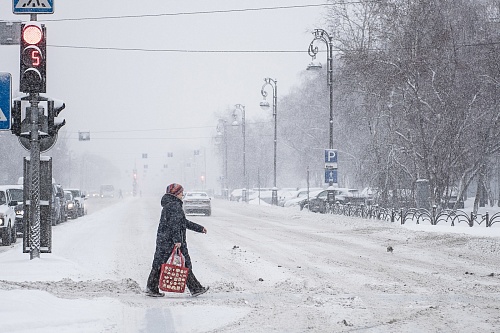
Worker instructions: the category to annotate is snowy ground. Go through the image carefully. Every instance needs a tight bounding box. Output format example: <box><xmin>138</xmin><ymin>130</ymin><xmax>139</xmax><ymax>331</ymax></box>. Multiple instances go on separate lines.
<box><xmin>0</xmin><ymin>197</ymin><xmax>499</xmax><ymax>333</ymax></box>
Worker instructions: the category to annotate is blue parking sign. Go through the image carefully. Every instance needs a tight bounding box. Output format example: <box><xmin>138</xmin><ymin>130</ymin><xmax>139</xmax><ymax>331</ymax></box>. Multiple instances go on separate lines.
<box><xmin>0</xmin><ymin>73</ymin><xmax>11</xmax><ymax>130</ymax></box>
<box><xmin>325</xmin><ymin>149</ymin><xmax>338</xmax><ymax>163</ymax></box>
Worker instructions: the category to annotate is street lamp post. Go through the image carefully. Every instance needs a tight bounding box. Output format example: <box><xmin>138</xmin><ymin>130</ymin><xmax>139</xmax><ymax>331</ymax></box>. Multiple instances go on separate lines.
<box><xmin>216</xmin><ymin>119</ymin><xmax>229</xmax><ymax>199</ymax></box>
<box><xmin>308</xmin><ymin>28</ymin><xmax>334</xmax><ymax>150</ymax></box>
<box><xmin>308</xmin><ymin>29</ymin><xmax>336</xmax><ymax>201</ymax></box>
<box><xmin>232</xmin><ymin>104</ymin><xmax>247</xmax><ymax>202</ymax></box>
<box><xmin>260</xmin><ymin>78</ymin><xmax>278</xmax><ymax>206</ymax></box>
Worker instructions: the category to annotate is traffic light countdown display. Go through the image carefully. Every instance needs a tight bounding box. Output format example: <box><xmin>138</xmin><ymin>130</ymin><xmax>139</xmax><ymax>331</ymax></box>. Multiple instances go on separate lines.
<box><xmin>20</xmin><ymin>22</ymin><xmax>46</xmax><ymax>93</ymax></box>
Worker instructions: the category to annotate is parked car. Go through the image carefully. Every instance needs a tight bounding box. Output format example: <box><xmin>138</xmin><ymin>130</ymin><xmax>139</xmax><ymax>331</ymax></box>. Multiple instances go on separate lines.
<box><xmin>3</xmin><ymin>185</ymin><xmax>24</xmax><ymax>237</ymax></box>
<box><xmin>230</xmin><ymin>189</ymin><xmax>242</xmax><ymax>201</ymax></box>
<box><xmin>66</xmin><ymin>189</ymin><xmax>86</xmax><ymax>217</ymax></box>
<box><xmin>248</xmin><ymin>190</ymin><xmax>274</xmax><ymax>205</ymax></box>
<box><xmin>64</xmin><ymin>191</ymin><xmax>78</xmax><ymax>219</ymax></box>
<box><xmin>51</xmin><ymin>183</ymin><xmax>62</xmax><ymax>226</ymax></box>
<box><xmin>183</xmin><ymin>191</ymin><xmax>211</xmax><ymax>216</ymax></box>
<box><xmin>278</xmin><ymin>190</ymin><xmax>298</xmax><ymax>207</ymax></box>
<box><xmin>298</xmin><ymin>188</ymin><xmax>369</xmax><ymax>213</ymax></box>
<box><xmin>284</xmin><ymin>188</ymin><xmax>323</xmax><ymax>208</ymax></box>
<box><xmin>55</xmin><ymin>184</ymin><xmax>67</xmax><ymax>222</ymax></box>
<box><xmin>300</xmin><ymin>190</ymin><xmax>329</xmax><ymax>212</ymax></box>
<box><xmin>333</xmin><ymin>188</ymin><xmax>366</xmax><ymax>204</ymax></box>
<box><xmin>0</xmin><ymin>185</ymin><xmax>18</xmax><ymax>246</ymax></box>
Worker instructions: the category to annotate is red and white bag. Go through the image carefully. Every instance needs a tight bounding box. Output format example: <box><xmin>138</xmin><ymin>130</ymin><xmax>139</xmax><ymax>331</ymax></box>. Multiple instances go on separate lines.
<box><xmin>159</xmin><ymin>248</ymin><xmax>189</xmax><ymax>293</ymax></box>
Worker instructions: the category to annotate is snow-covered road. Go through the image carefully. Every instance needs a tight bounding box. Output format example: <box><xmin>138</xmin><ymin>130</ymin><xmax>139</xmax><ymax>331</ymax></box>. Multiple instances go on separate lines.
<box><xmin>0</xmin><ymin>197</ymin><xmax>499</xmax><ymax>332</ymax></box>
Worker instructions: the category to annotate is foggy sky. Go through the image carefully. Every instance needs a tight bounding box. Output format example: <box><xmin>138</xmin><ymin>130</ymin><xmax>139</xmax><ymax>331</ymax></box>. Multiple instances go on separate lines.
<box><xmin>0</xmin><ymin>1</ymin><xmax>325</xmax><ymax>191</ymax></box>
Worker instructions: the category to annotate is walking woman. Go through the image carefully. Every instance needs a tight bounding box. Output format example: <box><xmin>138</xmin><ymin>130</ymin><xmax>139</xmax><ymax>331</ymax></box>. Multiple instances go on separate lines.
<box><xmin>146</xmin><ymin>183</ymin><xmax>209</xmax><ymax>297</ymax></box>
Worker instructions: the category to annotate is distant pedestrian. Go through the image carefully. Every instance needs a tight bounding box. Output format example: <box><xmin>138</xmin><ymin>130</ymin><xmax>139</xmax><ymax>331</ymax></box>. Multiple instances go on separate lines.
<box><xmin>146</xmin><ymin>183</ymin><xmax>209</xmax><ymax>297</ymax></box>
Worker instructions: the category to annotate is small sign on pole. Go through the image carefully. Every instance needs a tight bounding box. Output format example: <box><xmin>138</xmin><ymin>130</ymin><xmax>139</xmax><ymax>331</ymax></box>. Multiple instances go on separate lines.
<box><xmin>324</xmin><ymin>168</ymin><xmax>338</xmax><ymax>185</ymax></box>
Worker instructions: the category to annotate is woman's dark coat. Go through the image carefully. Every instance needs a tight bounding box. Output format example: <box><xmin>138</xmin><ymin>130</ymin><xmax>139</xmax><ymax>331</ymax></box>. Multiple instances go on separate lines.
<box><xmin>151</xmin><ymin>193</ymin><xmax>204</xmax><ymax>269</ymax></box>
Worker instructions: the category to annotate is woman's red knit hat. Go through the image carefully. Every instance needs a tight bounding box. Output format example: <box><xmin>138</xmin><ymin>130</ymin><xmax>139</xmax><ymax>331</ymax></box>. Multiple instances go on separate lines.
<box><xmin>166</xmin><ymin>183</ymin><xmax>184</xmax><ymax>196</ymax></box>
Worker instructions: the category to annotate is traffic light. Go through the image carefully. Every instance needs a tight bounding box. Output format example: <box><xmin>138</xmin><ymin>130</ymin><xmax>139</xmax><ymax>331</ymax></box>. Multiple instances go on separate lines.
<box><xmin>47</xmin><ymin>99</ymin><xmax>66</xmax><ymax>136</ymax></box>
<box><xmin>11</xmin><ymin>99</ymin><xmax>21</xmax><ymax>136</ymax></box>
<box><xmin>20</xmin><ymin>22</ymin><xmax>46</xmax><ymax>93</ymax></box>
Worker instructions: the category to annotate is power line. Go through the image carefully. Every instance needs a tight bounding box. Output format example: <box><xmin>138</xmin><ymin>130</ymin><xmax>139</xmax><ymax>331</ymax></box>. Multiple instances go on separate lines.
<box><xmin>67</xmin><ymin>121</ymin><xmax>272</xmax><ymax>135</ymax></box>
<box><xmin>47</xmin><ymin>41</ymin><xmax>500</xmax><ymax>54</ymax></box>
<box><xmin>70</xmin><ymin>136</ymin><xmax>216</xmax><ymax>140</ymax></box>
<box><xmin>68</xmin><ymin>134</ymin><xmax>274</xmax><ymax>140</ymax></box>
<box><xmin>47</xmin><ymin>44</ymin><xmax>309</xmax><ymax>53</ymax></box>
<box><xmin>84</xmin><ymin>125</ymin><xmax>215</xmax><ymax>133</ymax></box>
<box><xmin>41</xmin><ymin>2</ymin><xmax>368</xmax><ymax>22</ymax></box>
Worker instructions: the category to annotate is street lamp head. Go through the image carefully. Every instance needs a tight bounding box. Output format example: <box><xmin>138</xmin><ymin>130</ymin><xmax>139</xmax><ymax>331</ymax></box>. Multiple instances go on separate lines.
<box><xmin>307</xmin><ymin>60</ymin><xmax>322</xmax><ymax>70</ymax></box>
<box><xmin>214</xmin><ymin>125</ymin><xmax>223</xmax><ymax>144</ymax></box>
<box><xmin>231</xmin><ymin>111</ymin><xmax>240</xmax><ymax>126</ymax></box>
<box><xmin>260</xmin><ymin>99</ymin><xmax>270</xmax><ymax>111</ymax></box>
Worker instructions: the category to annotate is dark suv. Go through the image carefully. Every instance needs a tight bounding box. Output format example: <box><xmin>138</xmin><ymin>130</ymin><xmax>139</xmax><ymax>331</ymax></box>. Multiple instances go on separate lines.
<box><xmin>302</xmin><ymin>190</ymin><xmax>329</xmax><ymax>213</ymax></box>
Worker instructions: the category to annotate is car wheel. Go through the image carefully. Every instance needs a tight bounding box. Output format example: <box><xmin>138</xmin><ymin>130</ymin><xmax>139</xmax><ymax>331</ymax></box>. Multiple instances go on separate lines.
<box><xmin>2</xmin><ymin>225</ymin><xmax>11</xmax><ymax>246</ymax></box>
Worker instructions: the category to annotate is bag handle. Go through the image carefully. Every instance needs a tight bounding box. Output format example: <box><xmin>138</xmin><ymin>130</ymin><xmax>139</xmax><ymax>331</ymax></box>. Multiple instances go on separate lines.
<box><xmin>167</xmin><ymin>247</ymin><xmax>185</xmax><ymax>267</ymax></box>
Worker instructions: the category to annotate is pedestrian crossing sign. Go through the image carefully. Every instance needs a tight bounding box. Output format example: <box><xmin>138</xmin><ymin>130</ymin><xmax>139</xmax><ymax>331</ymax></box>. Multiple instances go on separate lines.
<box><xmin>13</xmin><ymin>0</ymin><xmax>54</xmax><ymax>14</ymax></box>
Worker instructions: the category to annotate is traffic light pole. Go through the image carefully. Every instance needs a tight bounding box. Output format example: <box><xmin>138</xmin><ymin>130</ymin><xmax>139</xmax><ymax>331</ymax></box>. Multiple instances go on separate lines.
<box><xmin>13</xmin><ymin>3</ymin><xmax>64</xmax><ymax>260</ymax></box>
<box><xmin>28</xmin><ymin>95</ymin><xmax>41</xmax><ymax>259</ymax></box>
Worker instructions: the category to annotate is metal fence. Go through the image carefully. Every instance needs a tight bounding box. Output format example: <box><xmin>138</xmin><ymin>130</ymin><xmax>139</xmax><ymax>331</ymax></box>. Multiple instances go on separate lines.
<box><xmin>326</xmin><ymin>203</ymin><xmax>500</xmax><ymax>228</ymax></box>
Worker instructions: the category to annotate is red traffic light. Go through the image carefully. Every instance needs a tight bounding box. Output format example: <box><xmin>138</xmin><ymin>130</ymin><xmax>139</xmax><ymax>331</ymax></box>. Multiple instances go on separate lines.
<box><xmin>20</xmin><ymin>22</ymin><xmax>46</xmax><ymax>93</ymax></box>
<box><xmin>22</xmin><ymin>24</ymin><xmax>42</xmax><ymax>45</ymax></box>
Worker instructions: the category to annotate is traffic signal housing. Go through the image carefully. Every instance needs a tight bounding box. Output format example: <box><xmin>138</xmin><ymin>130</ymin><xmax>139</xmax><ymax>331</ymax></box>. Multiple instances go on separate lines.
<box><xmin>47</xmin><ymin>99</ymin><xmax>66</xmax><ymax>136</ymax></box>
<box><xmin>20</xmin><ymin>22</ymin><xmax>46</xmax><ymax>93</ymax></box>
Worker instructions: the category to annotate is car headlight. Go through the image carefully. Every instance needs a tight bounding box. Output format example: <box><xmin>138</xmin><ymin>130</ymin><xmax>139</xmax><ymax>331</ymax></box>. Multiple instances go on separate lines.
<box><xmin>16</xmin><ymin>209</ymin><xmax>24</xmax><ymax>215</ymax></box>
<box><xmin>0</xmin><ymin>217</ymin><xmax>4</xmax><ymax>226</ymax></box>
<box><xmin>67</xmin><ymin>203</ymin><xmax>74</xmax><ymax>209</ymax></box>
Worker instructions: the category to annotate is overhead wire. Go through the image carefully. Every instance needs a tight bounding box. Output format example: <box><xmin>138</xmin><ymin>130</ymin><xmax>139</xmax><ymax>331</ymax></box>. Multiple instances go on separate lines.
<box><xmin>47</xmin><ymin>41</ymin><xmax>500</xmax><ymax>53</ymax></box>
<box><xmin>67</xmin><ymin>120</ymin><xmax>272</xmax><ymax>134</ymax></box>
<box><xmin>65</xmin><ymin>121</ymin><xmax>274</xmax><ymax>140</ymax></box>
<box><xmin>40</xmin><ymin>2</ymin><xmax>367</xmax><ymax>22</ymax></box>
